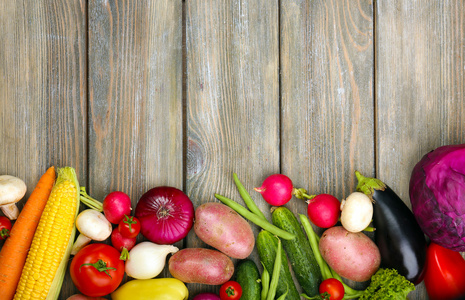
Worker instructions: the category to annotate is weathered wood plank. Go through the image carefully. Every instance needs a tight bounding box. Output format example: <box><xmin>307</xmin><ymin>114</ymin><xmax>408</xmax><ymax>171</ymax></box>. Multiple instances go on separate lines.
<box><xmin>86</xmin><ymin>0</ymin><xmax>183</xmax><ymax>293</ymax></box>
<box><xmin>0</xmin><ymin>1</ymin><xmax>87</xmax><ymax>189</ymax></box>
<box><xmin>0</xmin><ymin>1</ymin><xmax>87</xmax><ymax>297</ymax></box>
<box><xmin>376</xmin><ymin>0</ymin><xmax>465</xmax><ymax>299</ymax></box>
<box><xmin>185</xmin><ymin>0</ymin><xmax>279</xmax><ymax>297</ymax></box>
<box><xmin>280</xmin><ymin>0</ymin><xmax>374</xmax><ymax>222</ymax></box>
<box><xmin>280</xmin><ymin>0</ymin><xmax>374</xmax><ymax>294</ymax></box>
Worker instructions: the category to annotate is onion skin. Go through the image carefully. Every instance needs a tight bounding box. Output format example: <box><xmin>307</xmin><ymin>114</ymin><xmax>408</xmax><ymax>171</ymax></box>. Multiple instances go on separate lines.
<box><xmin>135</xmin><ymin>186</ymin><xmax>194</xmax><ymax>244</ymax></box>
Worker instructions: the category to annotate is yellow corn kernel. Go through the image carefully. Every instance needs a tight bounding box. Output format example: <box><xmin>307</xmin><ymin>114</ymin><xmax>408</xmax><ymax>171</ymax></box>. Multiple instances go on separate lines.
<box><xmin>14</xmin><ymin>167</ymin><xmax>79</xmax><ymax>300</ymax></box>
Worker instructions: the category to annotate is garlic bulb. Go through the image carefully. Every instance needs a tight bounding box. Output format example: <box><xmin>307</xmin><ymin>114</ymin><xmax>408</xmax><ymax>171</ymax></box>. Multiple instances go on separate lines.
<box><xmin>125</xmin><ymin>241</ymin><xmax>179</xmax><ymax>279</ymax></box>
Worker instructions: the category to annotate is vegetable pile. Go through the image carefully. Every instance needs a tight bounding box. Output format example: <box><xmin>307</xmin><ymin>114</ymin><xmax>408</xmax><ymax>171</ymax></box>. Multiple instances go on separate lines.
<box><xmin>1</xmin><ymin>144</ymin><xmax>465</xmax><ymax>300</ymax></box>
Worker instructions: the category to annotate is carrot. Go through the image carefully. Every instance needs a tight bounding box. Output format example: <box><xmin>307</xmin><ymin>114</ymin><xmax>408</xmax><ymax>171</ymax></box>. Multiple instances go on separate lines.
<box><xmin>0</xmin><ymin>166</ymin><xmax>56</xmax><ymax>300</ymax></box>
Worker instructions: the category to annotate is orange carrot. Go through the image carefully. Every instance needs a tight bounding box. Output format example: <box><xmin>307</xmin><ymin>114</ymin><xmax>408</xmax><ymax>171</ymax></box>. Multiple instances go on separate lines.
<box><xmin>0</xmin><ymin>166</ymin><xmax>56</xmax><ymax>300</ymax></box>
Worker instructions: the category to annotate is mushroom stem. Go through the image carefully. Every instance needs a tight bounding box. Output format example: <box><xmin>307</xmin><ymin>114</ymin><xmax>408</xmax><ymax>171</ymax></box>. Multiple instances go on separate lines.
<box><xmin>71</xmin><ymin>234</ymin><xmax>92</xmax><ymax>255</ymax></box>
<box><xmin>1</xmin><ymin>203</ymin><xmax>20</xmax><ymax>220</ymax></box>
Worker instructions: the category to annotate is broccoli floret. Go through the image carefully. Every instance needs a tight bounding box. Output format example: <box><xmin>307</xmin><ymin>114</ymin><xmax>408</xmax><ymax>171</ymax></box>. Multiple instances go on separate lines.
<box><xmin>359</xmin><ymin>268</ymin><xmax>415</xmax><ymax>300</ymax></box>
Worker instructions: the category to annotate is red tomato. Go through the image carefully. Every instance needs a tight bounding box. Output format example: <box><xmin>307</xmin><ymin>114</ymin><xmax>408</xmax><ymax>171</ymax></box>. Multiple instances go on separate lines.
<box><xmin>219</xmin><ymin>281</ymin><xmax>242</xmax><ymax>300</ymax></box>
<box><xmin>70</xmin><ymin>243</ymin><xmax>125</xmax><ymax>297</ymax></box>
<box><xmin>0</xmin><ymin>216</ymin><xmax>12</xmax><ymax>240</ymax></box>
<box><xmin>117</xmin><ymin>215</ymin><xmax>141</xmax><ymax>238</ymax></box>
<box><xmin>319</xmin><ymin>278</ymin><xmax>344</xmax><ymax>300</ymax></box>
<box><xmin>424</xmin><ymin>242</ymin><xmax>465</xmax><ymax>300</ymax></box>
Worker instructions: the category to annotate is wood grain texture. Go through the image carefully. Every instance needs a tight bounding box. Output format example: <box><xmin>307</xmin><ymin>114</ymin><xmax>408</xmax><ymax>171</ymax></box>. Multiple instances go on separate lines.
<box><xmin>376</xmin><ymin>1</ymin><xmax>464</xmax><ymax>299</ymax></box>
<box><xmin>0</xmin><ymin>1</ymin><xmax>87</xmax><ymax>298</ymax></box>
<box><xmin>0</xmin><ymin>1</ymin><xmax>87</xmax><ymax>188</ymax></box>
<box><xmin>87</xmin><ymin>0</ymin><xmax>182</xmax><ymax>203</ymax></box>
<box><xmin>376</xmin><ymin>0</ymin><xmax>464</xmax><ymax>202</ymax></box>
<box><xmin>185</xmin><ymin>0</ymin><xmax>279</xmax><ymax>296</ymax></box>
<box><xmin>86</xmin><ymin>0</ymin><xmax>182</xmax><ymax>291</ymax></box>
<box><xmin>280</xmin><ymin>0</ymin><xmax>374</xmax><ymax>219</ymax></box>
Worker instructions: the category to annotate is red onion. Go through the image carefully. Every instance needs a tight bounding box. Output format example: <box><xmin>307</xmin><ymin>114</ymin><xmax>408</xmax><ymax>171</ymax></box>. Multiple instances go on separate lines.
<box><xmin>192</xmin><ymin>293</ymin><xmax>221</xmax><ymax>300</ymax></box>
<box><xmin>135</xmin><ymin>186</ymin><xmax>194</xmax><ymax>244</ymax></box>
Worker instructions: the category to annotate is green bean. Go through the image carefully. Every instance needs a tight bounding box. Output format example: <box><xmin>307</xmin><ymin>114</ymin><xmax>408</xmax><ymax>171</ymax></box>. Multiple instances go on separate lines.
<box><xmin>233</xmin><ymin>173</ymin><xmax>267</xmax><ymax>220</ymax></box>
<box><xmin>260</xmin><ymin>262</ymin><xmax>270</xmax><ymax>300</ymax></box>
<box><xmin>299</xmin><ymin>214</ymin><xmax>332</xmax><ymax>279</ymax></box>
<box><xmin>276</xmin><ymin>283</ymin><xmax>288</xmax><ymax>300</ymax></box>
<box><xmin>266</xmin><ymin>238</ymin><xmax>282</xmax><ymax>300</ymax></box>
<box><xmin>214</xmin><ymin>194</ymin><xmax>296</xmax><ymax>240</ymax></box>
<box><xmin>299</xmin><ymin>214</ymin><xmax>363</xmax><ymax>297</ymax></box>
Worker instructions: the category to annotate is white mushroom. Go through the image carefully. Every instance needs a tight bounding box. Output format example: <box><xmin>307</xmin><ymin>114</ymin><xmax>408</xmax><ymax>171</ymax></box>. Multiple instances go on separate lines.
<box><xmin>71</xmin><ymin>209</ymin><xmax>112</xmax><ymax>255</ymax></box>
<box><xmin>0</xmin><ymin>175</ymin><xmax>27</xmax><ymax>220</ymax></box>
<box><xmin>340</xmin><ymin>192</ymin><xmax>374</xmax><ymax>233</ymax></box>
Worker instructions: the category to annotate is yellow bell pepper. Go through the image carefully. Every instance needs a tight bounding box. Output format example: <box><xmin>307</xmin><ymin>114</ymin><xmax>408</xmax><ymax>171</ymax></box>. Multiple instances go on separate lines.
<box><xmin>111</xmin><ymin>278</ymin><xmax>188</xmax><ymax>300</ymax></box>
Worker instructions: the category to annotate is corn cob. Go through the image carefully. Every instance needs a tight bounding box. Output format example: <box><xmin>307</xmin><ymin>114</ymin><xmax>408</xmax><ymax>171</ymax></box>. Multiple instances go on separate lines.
<box><xmin>14</xmin><ymin>167</ymin><xmax>80</xmax><ymax>300</ymax></box>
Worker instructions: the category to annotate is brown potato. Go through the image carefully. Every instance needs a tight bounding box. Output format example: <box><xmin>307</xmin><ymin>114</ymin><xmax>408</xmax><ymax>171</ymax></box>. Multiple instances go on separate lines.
<box><xmin>194</xmin><ymin>202</ymin><xmax>254</xmax><ymax>259</ymax></box>
<box><xmin>319</xmin><ymin>226</ymin><xmax>381</xmax><ymax>282</ymax></box>
<box><xmin>168</xmin><ymin>248</ymin><xmax>234</xmax><ymax>285</ymax></box>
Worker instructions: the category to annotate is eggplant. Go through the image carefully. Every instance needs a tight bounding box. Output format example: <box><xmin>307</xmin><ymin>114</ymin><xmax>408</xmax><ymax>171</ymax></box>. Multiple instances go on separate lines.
<box><xmin>355</xmin><ymin>171</ymin><xmax>427</xmax><ymax>285</ymax></box>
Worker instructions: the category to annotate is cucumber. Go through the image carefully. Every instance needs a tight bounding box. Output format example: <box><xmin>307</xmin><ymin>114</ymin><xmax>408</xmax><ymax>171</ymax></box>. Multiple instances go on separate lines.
<box><xmin>256</xmin><ymin>230</ymin><xmax>300</xmax><ymax>300</ymax></box>
<box><xmin>272</xmin><ymin>206</ymin><xmax>322</xmax><ymax>297</ymax></box>
<box><xmin>235</xmin><ymin>259</ymin><xmax>261</xmax><ymax>300</ymax></box>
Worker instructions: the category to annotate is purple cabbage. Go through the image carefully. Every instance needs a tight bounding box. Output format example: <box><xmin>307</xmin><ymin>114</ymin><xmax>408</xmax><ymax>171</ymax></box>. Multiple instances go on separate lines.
<box><xmin>409</xmin><ymin>143</ymin><xmax>465</xmax><ymax>251</ymax></box>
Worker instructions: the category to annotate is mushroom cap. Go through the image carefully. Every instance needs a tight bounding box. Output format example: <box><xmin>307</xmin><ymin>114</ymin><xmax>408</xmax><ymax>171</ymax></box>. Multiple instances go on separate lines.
<box><xmin>75</xmin><ymin>209</ymin><xmax>112</xmax><ymax>241</ymax></box>
<box><xmin>0</xmin><ymin>175</ymin><xmax>27</xmax><ymax>205</ymax></box>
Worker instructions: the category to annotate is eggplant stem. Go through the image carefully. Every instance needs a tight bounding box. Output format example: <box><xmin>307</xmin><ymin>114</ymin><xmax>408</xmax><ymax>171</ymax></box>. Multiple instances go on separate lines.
<box><xmin>355</xmin><ymin>171</ymin><xmax>386</xmax><ymax>197</ymax></box>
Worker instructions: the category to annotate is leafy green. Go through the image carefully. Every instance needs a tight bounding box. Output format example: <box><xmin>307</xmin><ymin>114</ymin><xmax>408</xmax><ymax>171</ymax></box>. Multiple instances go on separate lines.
<box><xmin>359</xmin><ymin>268</ymin><xmax>415</xmax><ymax>300</ymax></box>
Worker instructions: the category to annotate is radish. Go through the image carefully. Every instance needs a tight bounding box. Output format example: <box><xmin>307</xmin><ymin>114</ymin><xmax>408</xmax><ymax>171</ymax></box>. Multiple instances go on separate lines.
<box><xmin>254</xmin><ymin>174</ymin><xmax>296</xmax><ymax>206</ymax></box>
<box><xmin>103</xmin><ymin>191</ymin><xmax>132</xmax><ymax>224</ymax></box>
<box><xmin>254</xmin><ymin>173</ymin><xmax>316</xmax><ymax>206</ymax></box>
<box><xmin>306</xmin><ymin>194</ymin><xmax>341</xmax><ymax>228</ymax></box>
<box><xmin>111</xmin><ymin>227</ymin><xmax>136</xmax><ymax>261</ymax></box>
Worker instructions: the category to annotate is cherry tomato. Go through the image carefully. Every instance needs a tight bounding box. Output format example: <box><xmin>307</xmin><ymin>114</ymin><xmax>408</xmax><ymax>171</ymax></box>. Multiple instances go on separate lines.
<box><xmin>424</xmin><ymin>242</ymin><xmax>465</xmax><ymax>300</ymax></box>
<box><xmin>117</xmin><ymin>215</ymin><xmax>141</xmax><ymax>238</ymax></box>
<box><xmin>319</xmin><ymin>278</ymin><xmax>344</xmax><ymax>300</ymax></box>
<box><xmin>219</xmin><ymin>281</ymin><xmax>242</xmax><ymax>300</ymax></box>
<box><xmin>0</xmin><ymin>216</ymin><xmax>12</xmax><ymax>240</ymax></box>
<box><xmin>70</xmin><ymin>243</ymin><xmax>125</xmax><ymax>297</ymax></box>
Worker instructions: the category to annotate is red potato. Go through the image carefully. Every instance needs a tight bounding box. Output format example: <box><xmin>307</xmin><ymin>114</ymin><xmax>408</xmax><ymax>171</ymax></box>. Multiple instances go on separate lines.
<box><xmin>194</xmin><ymin>202</ymin><xmax>254</xmax><ymax>259</ymax></box>
<box><xmin>168</xmin><ymin>248</ymin><xmax>234</xmax><ymax>285</ymax></box>
<box><xmin>319</xmin><ymin>226</ymin><xmax>381</xmax><ymax>282</ymax></box>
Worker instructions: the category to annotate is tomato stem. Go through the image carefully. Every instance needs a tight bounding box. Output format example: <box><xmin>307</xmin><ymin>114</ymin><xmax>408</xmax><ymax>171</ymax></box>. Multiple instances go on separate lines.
<box><xmin>226</xmin><ymin>286</ymin><xmax>236</xmax><ymax>297</ymax></box>
<box><xmin>80</xmin><ymin>259</ymin><xmax>117</xmax><ymax>278</ymax></box>
<box><xmin>123</xmin><ymin>215</ymin><xmax>137</xmax><ymax>231</ymax></box>
<box><xmin>0</xmin><ymin>228</ymin><xmax>10</xmax><ymax>239</ymax></box>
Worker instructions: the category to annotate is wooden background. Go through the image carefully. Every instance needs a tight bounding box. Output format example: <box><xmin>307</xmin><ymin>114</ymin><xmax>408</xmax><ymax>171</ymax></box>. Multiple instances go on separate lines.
<box><xmin>1</xmin><ymin>0</ymin><xmax>464</xmax><ymax>299</ymax></box>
